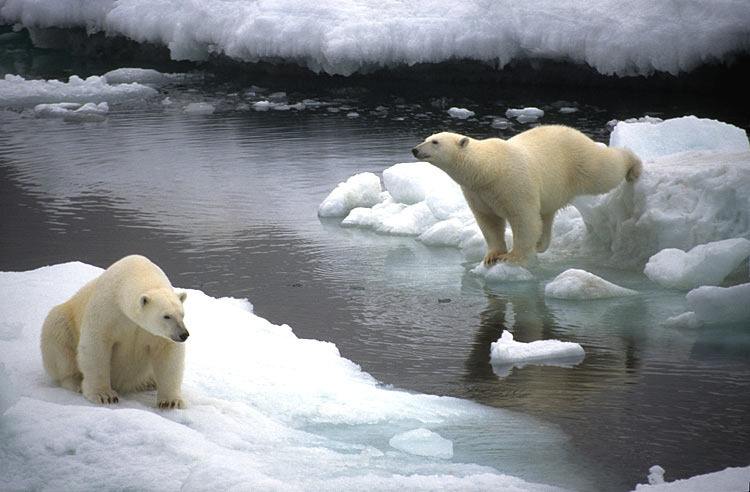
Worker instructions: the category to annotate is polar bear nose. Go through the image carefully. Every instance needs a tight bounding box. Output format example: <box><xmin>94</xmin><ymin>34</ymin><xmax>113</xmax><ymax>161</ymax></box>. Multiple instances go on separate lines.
<box><xmin>178</xmin><ymin>330</ymin><xmax>189</xmax><ymax>342</ymax></box>
<box><xmin>411</xmin><ymin>147</ymin><xmax>420</xmax><ymax>157</ymax></box>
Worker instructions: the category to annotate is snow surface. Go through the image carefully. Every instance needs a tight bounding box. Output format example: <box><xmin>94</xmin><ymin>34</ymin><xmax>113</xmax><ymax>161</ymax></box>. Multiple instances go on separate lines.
<box><xmin>0</xmin><ymin>262</ymin><xmax>566</xmax><ymax>491</ymax></box>
<box><xmin>388</xmin><ymin>428</ymin><xmax>454</xmax><ymax>460</ymax></box>
<box><xmin>489</xmin><ymin>331</ymin><xmax>585</xmax><ymax>372</ymax></box>
<box><xmin>544</xmin><ymin>269</ymin><xmax>638</xmax><ymax>300</ymax></box>
<box><xmin>632</xmin><ymin>465</ymin><xmax>750</xmax><ymax>492</ymax></box>
<box><xmin>686</xmin><ymin>283</ymin><xmax>750</xmax><ymax>324</ymax></box>
<box><xmin>3</xmin><ymin>1</ymin><xmax>749</xmax><ymax>77</ymax></box>
<box><xmin>644</xmin><ymin>238</ymin><xmax>750</xmax><ymax>290</ymax></box>
<box><xmin>610</xmin><ymin>116</ymin><xmax>750</xmax><ymax>162</ymax></box>
<box><xmin>0</xmin><ymin>74</ymin><xmax>157</xmax><ymax>107</ymax></box>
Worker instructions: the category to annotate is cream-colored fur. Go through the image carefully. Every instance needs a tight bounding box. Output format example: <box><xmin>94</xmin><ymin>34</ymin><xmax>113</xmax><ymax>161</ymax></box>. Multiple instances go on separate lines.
<box><xmin>412</xmin><ymin>126</ymin><xmax>641</xmax><ymax>264</ymax></box>
<box><xmin>40</xmin><ymin>255</ymin><xmax>189</xmax><ymax>409</ymax></box>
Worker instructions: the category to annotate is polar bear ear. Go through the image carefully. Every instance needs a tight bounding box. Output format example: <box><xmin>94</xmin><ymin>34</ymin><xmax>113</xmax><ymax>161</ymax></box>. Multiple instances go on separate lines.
<box><xmin>178</xmin><ymin>291</ymin><xmax>187</xmax><ymax>303</ymax></box>
<box><xmin>458</xmin><ymin>137</ymin><xmax>469</xmax><ymax>148</ymax></box>
<box><xmin>140</xmin><ymin>294</ymin><xmax>150</xmax><ymax>307</ymax></box>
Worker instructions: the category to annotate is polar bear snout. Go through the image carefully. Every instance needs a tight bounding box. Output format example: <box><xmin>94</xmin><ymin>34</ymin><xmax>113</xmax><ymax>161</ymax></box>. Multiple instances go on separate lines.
<box><xmin>411</xmin><ymin>147</ymin><xmax>420</xmax><ymax>158</ymax></box>
<box><xmin>172</xmin><ymin>324</ymin><xmax>190</xmax><ymax>343</ymax></box>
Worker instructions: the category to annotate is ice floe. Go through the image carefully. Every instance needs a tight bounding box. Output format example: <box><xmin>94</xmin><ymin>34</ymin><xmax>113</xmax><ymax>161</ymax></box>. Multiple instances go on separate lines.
<box><xmin>33</xmin><ymin>101</ymin><xmax>108</xmax><ymax>122</ymax></box>
<box><xmin>632</xmin><ymin>465</ymin><xmax>750</xmax><ymax>492</ymax></box>
<box><xmin>0</xmin><ymin>74</ymin><xmax>157</xmax><ymax>107</ymax></box>
<box><xmin>544</xmin><ymin>269</ymin><xmax>638</xmax><ymax>300</ymax></box>
<box><xmin>686</xmin><ymin>283</ymin><xmax>750</xmax><ymax>324</ymax></box>
<box><xmin>318</xmin><ymin>173</ymin><xmax>384</xmax><ymax>218</ymax></box>
<box><xmin>506</xmin><ymin>107</ymin><xmax>544</xmax><ymax>123</ymax></box>
<box><xmin>489</xmin><ymin>331</ymin><xmax>585</xmax><ymax>377</ymax></box>
<box><xmin>447</xmin><ymin>107</ymin><xmax>475</xmax><ymax>120</ymax></box>
<box><xmin>183</xmin><ymin>102</ymin><xmax>215</xmax><ymax>115</ymax></box>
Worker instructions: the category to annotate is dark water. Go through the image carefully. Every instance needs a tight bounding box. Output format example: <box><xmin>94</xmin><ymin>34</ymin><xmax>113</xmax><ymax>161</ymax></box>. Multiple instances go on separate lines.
<box><xmin>2</xmin><ymin>39</ymin><xmax>750</xmax><ymax>491</ymax></box>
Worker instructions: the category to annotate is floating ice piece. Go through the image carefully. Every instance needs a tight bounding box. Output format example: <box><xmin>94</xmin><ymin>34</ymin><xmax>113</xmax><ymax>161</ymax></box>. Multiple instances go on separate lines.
<box><xmin>346</xmin><ymin>111</ymin><xmax>360</xmax><ymax>118</ymax></box>
<box><xmin>686</xmin><ymin>283</ymin><xmax>750</xmax><ymax>324</ymax></box>
<box><xmin>633</xmin><ymin>465</ymin><xmax>750</xmax><ymax>491</ymax></box>
<box><xmin>382</xmin><ymin>162</ymin><xmax>459</xmax><ymax>205</ymax></box>
<box><xmin>647</xmin><ymin>465</ymin><xmax>666</xmax><ymax>485</ymax></box>
<box><xmin>610</xmin><ymin>116</ymin><xmax>750</xmax><ymax>161</ymax></box>
<box><xmin>544</xmin><ymin>269</ymin><xmax>637</xmax><ymax>300</ymax></box>
<box><xmin>447</xmin><ymin>107</ymin><xmax>475</xmax><ymax>119</ymax></box>
<box><xmin>318</xmin><ymin>172</ymin><xmax>383</xmax><ymax>217</ymax></box>
<box><xmin>491</xmin><ymin>117</ymin><xmax>511</xmax><ymax>129</ymax></box>
<box><xmin>102</xmin><ymin>68</ymin><xmax>186</xmax><ymax>85</ymax></box>
<box><xmin>0</xmin><ymin>74</ymin><xmax>157</xmax><ymax>107</ymax></box>
<box><xmin>34</xmin><ymin>102</ymin><xmax>109</xmax><ymax>122</ymax></box>
<box><xmin>252</xmin><ymin>100</ymin><xmax>272</xmax><ymax>111</ymax></box>
<box><xmin>660</xmin><ymin>312</ymin><xmax>702</xmax><ymax>329</ymax></box>
<box><xmin>184</xmin><ymin>102</ymin><xmax>215</xmax><ymax>115</ymax></box>
<box><xmin>418</xmin><ymin>218</ymin><xmax>466</xmax><ymax>248</ymax></box>
<box><xmin>505</xmin><ymin>107</ymin><xmax>544</xmax><ymax>123</ymax></box>
<box><xmin>388</xmin><ymin>428</ymin><xmax>453</xmax><ymax>459</ymax></box>
<box><xmin>471</xmin><ymin>263</ymin><xmax>534</xmax><ymax>283</ymax></box>
<box><xmin>644</xmin><ymin>238</ymin><xmax>750</xmax><ymax>290</ymax></box>
<box><xmin>490</xmin><ymin>331</ymin><xmax>585</xmax><ymax>371</ymax></box>
<box><xmin>558</xmin><ymin>107</ymin><xmax>578</xmax><ymax>114</ymax></box>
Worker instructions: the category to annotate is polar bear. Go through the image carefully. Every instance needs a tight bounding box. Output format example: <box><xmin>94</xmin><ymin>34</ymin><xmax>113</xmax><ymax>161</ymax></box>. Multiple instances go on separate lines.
<box><xmin>41</xmin><ymin>255</ymin><xmax>189</xmax><ymax>409</ymax></box>
<box><xmin>412</xmin><ymin>126</ymin><xmax>641</xmax><ymax>264</ymax></box>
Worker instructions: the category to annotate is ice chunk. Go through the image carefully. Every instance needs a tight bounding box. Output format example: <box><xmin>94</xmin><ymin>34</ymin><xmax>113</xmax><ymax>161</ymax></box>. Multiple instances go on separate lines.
<box><xmin>490</xmin><ymin>331</ymin><xmax>585</xmax><ymax>369</ymax></box>
<box><xmin>388</xmin><ymin>428</ymin><xmax>454</xmax><ymax>459</ymax></box>
<box><xmin>544</xmin><ymin>269</ymin><xmax>638</xmax><ymax>300</ymax></box>
<box><xmin>373</xmin><ymin>201</ymin><xmax>438</xmax><ymax>236</ymax></box>
<box><xmin>471</xmin><ymin>263</ymin><xmax>534</xmax><ymax>283</ymax></box>
<box><xmin>382</xmin><ymin>162</ymin><xmax>459</xmax><ymax>205</ymax></box>
<box><xmin>506</xmin><ymin>107</ymin><xmax>544</xmax><ymax>123</ymax></box>
<box><xmin>558</xmin><ymin>107</ymin><xmax>578</xmax><ymax>114</ymax></box>
<box><xmin>647</xmin><ymin>465</ymin><xmax>665</xmax><ymax>485</ymax></box>
<box><xmin>610</xmin><ymin>116</ymin><xmax>750</xmax><ymax>161</ymax></box>
<box><xmin>686</xmin><ymin>283</ymin><xmax>750</xmax><ymax>324</ymax></box>
<box><xmin>660</xmin><ymin>312</ymin><xmax>702</xmax><ymax>329</ymax></box>
<box><xmin>633</xmin><ymin>465</ymin><xmax>750</xmax><ymax>491</ymax></box>
<box><xmin>318</xmin><ymin>172</ymin><xmax>383</xmax><ymax>218</ymax></box>
<box><xmin>491</xmin><ymin>117</ymin><xmax>511</xmax><ymax>129</ymax></box>
<box><xmin>0</xmin><ymin>74</ymin><xmax>157</xmax><ymax>107</ymax></box>
<box><xmin>644</xmin><ymin>238</ymin><xmax>750</xmax><ymax>290</ymax></box>
<box><xmin>418</xmin><ymin>218</ymin><xmax>465</xmax><ymax>248</ymax></box>
<box><xmin>183</xmin><ymin>102</ymin><xmax>215</xmax><ymax>115</ymax></box>
<box><xmin>447</xmin><ymin>107</ymin><xmax>475</xmax><ymax>120</ymax></box>
<box><xmin>102</xmin><ymin>68</ymin><xmax>184</xmax><ymax>85</ymax></box>
<box><xmin>34</xmin><ymin>102</ymin><xmax>109</xmax><ymax>122</ymax></box>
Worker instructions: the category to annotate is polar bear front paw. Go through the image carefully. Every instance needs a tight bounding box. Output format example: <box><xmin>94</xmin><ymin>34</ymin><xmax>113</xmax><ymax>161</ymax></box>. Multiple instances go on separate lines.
<box><xmin>483</xmin><ymin>250</ymin><xmax>508</xmax><ymax>265</ymax></box>
<box><xmin>158</xmin><ymin>397</ymin><xmax>186</xmax><ymax>409</ymax></box>
<box><xmin>85</xmin><ymin>388</ymin><xmax>119</xmax><ymax>405</ymax></box>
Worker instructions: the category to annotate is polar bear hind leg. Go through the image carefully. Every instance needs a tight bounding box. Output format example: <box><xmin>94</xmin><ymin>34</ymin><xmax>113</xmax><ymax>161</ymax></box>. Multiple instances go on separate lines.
<box><xmin>41</xmin><ymin>304</ymin><xmax>83</xmax><ymax>393</ymax></box>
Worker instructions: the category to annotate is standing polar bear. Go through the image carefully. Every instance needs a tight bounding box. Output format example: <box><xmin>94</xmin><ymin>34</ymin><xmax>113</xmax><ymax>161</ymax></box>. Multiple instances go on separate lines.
<box><xmin>412</xmin><ymin>126</ymin><xmax>642</xmax><ymax>265</ymax></box>
<box><xmin>41</xmin><ymin>255</ymin><xmax>189</xmax><ymax>409</ymax></box>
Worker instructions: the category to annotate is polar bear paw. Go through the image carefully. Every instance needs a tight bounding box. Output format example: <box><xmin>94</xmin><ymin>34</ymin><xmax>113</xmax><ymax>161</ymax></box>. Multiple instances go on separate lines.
<box><xmin>85</xmin><ymin>388</ymin><xmax>119</xmax><ymax>405</ymax></box>
<box><xmin>483</xmin><ymin>250</ymin><xmax>508</xmax><ymax>265</ymax></box>
<box><xmin>158</xmin><ymin>397</ymin><xmax>186</xmax><ymax>410</ymax></box>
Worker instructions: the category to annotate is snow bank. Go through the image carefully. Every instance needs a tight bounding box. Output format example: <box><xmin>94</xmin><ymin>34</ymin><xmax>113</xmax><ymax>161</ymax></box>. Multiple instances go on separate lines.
<box><xmin>610</xmin><ymin>116</ymin><xmax>750</xmax><ymax>162</ymax></box>
<box><xmin>34</xmin><ymin>101</ymin><xmax>109</xmax><ymax>121</ymax></box>
<box><xmin>633</xmin><ymin>465</ymin><xmax>750</xmax><ymax>492</ymax></box>
<box><xmin>318</xmin><ymin>173</ymin><xmax>383</xmax><ymax>218</ymax></box>
<box><xmin>389</xmin><ymin>428</ymin><xmax>454</xmax><ymax>459</ymax></box>
<box><xmin>0</xmin><ymin>262</ymin><xmax>565</xmax><ymax>491</ymax></box>
<box><xmin>544</xmin><ymin>269</ymin><xmax>637</xmax><ymax>300</ymax></box>
<box><xmin>0</xmin><ymin>74</ymin><xmax>157</xmax><ymax>107</ymax></box>
<box><xmin>489</xmin><ymin>331</ymin><xmax>585</xmax><ymax>372</ymax></box>
<box><xmin>3</xmin><ymin>1</ymin><xmax>748</xmax><ymax>77</ymax></box>
<box><xmin>644</xmin><ymin>238</ymin><xmax>750</xmax><ymax>290</ymax></box>
<box><xmin>686</xmin><ymin>283</ymin><xmax>750</xmax><ymax>324</ymax></box>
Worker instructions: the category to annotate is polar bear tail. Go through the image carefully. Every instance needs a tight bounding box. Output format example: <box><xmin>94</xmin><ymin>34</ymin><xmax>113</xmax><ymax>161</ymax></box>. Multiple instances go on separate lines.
<box><xmin>41</xmin><ymin>304</ymin><xmax>82</xmax><ymax>392</ymax></box>
<box><xmin>623</xmin><ymin>148</ymin><xmax>642</xmax><ymax>182</ymax></box>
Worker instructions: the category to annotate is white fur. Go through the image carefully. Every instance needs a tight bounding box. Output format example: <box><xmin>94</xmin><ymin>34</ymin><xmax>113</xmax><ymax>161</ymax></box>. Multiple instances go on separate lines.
<box><xmin>413</xmin><ymin>126</ymin><xmax>642</xmax><ymax>264</ymax></box>
<box><xmin>40</xmin><ymin>255</ymin><xmax>189</xmax><ymax>409</ymax></box>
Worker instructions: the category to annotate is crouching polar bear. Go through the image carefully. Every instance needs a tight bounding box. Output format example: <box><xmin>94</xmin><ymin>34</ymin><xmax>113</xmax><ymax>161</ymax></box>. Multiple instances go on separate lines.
<box><xmin>41</xmin><ymin>255</ymin><xmax>189</xmax><ymax>409</ymax></box>
<box><xmin>412</xmin><ymin>126</ymin><xmax>642</xmax><ymax>265</ymax></box>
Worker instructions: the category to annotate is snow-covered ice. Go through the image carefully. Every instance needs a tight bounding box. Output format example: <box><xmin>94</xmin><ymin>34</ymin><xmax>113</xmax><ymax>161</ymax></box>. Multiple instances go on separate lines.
<box><xmin>644</xmin><ymin>238</ymin><xmax>750</xmax><ymax>290</ymax></box>
<box><xmin>183</xmin><ymin>102</ymin><xmax>216</xmax><ymax>115</ymax></box>
<box><xmin>489</xmin><ymin>331</ymin><xmax>585</xmax><ymax>375</ymax></box>
<box><xmin>447</xmin><ymin>107</ymin><xmax>475</xmax><ymax>120</ymax></box>
<box><xmin>318</xmin><ymin>172</ymin><xmax>383</xmax><ymax>218</ymax></box>
<box><xmin>0</xmin><ymin>261</ymin><xmax>570</xmax><ymax>491</ymax></box>
<box><xmin>0</xmin><ymin>74</ymin><xmax>157</xmax><ymax>107</ymax></box>
<box><xmin>471</xmin><ymin>263</ymin><xmax>534</xmax><ymax>283</ymax></box>
<box><xmin>544</xmin><ymin>269</ymin><xmax>638</xmax><ymax>300</ymax></box>
<box><xmin>633</xmin><ymin>465</ymin><xmax>750</xmax><ymax>492</ymax></box>
<box><xmin>610</xmin><ymin>116</ymin><xmax>750</xmax><ymax>162</ymax></box>
<box><xmin>388</xmin><ymin>428</ymin><xmax>454</xmax><ymax>459</ymax></box>
<box><xmin>4</xmin><ymin>1</ymin><xmax>748</xmax><ymax>77</ymax></box>
<box><xmin>34</xmin><ymin>101</ymin><xmax>109</xmax><ymax>122</ymax></box>
<box><xmin>686</xmin><ymin>283</ymin><xmax>750</xmax><ymax>324</ymax></box>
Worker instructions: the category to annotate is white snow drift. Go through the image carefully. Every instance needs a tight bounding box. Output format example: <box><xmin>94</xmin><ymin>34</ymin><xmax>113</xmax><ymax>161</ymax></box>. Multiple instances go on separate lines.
<box><xmin>2</xmin><ymin>1</ymin><xmax>748</xmax><ymax>77</ymax></box>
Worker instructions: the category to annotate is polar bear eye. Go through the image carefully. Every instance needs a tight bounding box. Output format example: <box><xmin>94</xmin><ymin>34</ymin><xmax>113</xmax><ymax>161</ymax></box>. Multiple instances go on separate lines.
<box><xmin>431</xmin><ymin>140</ymin><xmax>438</xmax><ymax>145</ymax></box>
<box><xmin>163</xmin><ymin>315</ymin><xmax>171</xmax><ymax>320</ymax></box>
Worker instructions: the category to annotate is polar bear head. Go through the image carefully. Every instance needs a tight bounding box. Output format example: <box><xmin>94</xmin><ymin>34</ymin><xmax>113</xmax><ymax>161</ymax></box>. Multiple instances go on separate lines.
<box><xmin>137</xmin><ymin>288</ymin><xmax>189</xmax><ymax>342</ymax></box>
<box><xmin>411</xmin><ymin>132</ymin><xmax>470</xmax><ymax>168</ymax></box>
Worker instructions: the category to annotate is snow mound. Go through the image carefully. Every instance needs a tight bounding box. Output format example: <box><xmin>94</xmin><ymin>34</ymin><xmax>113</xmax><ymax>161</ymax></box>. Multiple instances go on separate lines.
<box><xmin>183</xmin><ymin>102</ymin><xmax>215</xmax><ymax>115</ymax></box>
<box><xmin>471</xmin><ymin>263</ymin><xmax>534</xmax><ymax>283</ymax></box>
<box><xmin>490</xmin><ymin>331</ymin><xmax>585</xmax><ymax>370</ymax></box>
<box><xmin>633</xmin><ymin>465</ymin><xmax>750</xmax><ymax>492</ymax></box>
<box><xmin>686</xmin><ymin>283</ymin><xmax>750</xmax><ymax>324</ymax></box>
<box><xmin>644</xmin><ymin>238</ymin><xmax>750</xmax><ymax>290</ymax></box>
<box><xmin>0</xmin><ymin>262</ymin><xmax>568</xmax><ymax>491</ymax></box>
<box><xmin>0</xmin><ymin>74</ymin><xmax>158</xmax><ymax>107</ymax></box>
<box><xmin>447</xmin><ymin>107</ymin><xmax>475</xmax><ymax>120</ymax></box>
<box><xmin>388</xmin><ymin>428</ymin><xmax>454</xmax><ymax>459</ymax></box>
<box><xmin>34</xmin><ymin>101</ymin><xmax>109</xmax><ymax>122</ymax></box>
<box><xmin>5</xmin><ymin>1</ymin><xmax>749</xmax><ymax>77</ymax></box>
<box><xmin>545</xmin><ymin>269</ymin><xmax>638</xmax><ymax>300</ymax></box>
<box><xmin>318</xmin><ymin>172</ymin><xmax>383</xmax><ymax>218</ymax></box>
<box><xmin>610</xmin><ymin>116</ymin><xmax>750</xmax><ymax>162</ymax></box>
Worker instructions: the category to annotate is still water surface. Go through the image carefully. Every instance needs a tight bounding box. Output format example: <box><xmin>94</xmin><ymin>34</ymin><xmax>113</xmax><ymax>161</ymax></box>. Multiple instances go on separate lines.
<box><xmin>1</xmin><ymin>74</ymin><xmax>749</xmax><ymax>491</ymax></box>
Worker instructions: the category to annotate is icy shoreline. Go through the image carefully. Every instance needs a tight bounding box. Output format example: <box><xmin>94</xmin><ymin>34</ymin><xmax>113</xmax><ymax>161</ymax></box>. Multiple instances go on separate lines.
<box><xmin>1</xmin><ymin>1</ymin><xmax>749</xmax><ymax>77</ymax></box>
